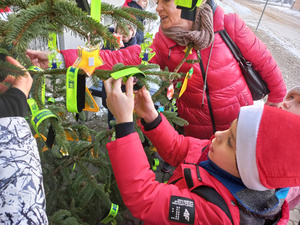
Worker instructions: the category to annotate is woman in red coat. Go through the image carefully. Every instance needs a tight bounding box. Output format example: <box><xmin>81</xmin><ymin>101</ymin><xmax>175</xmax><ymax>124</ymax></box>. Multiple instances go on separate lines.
<box><xmin>27</xmin><ymin>0</ymin><xmax>286</xmax><ymax>139</ymax></box>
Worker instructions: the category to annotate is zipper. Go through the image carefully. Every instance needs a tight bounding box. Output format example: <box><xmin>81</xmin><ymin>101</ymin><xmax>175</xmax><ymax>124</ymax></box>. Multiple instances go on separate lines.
<box><xmin>197</xmin><ymin>50</ymin><xmax>216</xmax><ymax>134</ymax></box>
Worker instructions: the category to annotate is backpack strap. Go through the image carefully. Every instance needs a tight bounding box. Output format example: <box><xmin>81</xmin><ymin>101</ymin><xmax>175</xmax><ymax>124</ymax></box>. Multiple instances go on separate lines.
<box><xmin>183</xmin><ymin>166</ymin><xmax>234</xmax><ymax>225</ymax></box>
<box><xmin>192</xmin><ymin>186</ymin><xmax>234</xmax><ymax>224</ymax></box>
<box><xmin>206</xmin><ymin>0</ymin><xmax>217</xmax><ymax>14</ymax></box>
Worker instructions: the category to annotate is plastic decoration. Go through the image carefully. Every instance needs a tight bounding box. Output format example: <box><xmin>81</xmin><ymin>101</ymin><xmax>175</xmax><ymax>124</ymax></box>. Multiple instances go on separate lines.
<box><xmin>179</xmin><ymin>67</ymin><xmax>194</xmax><ymax>98</ymax></box>
<box><xmin>139</xmin><ymin>33</ymin><xmax>156</xmax><ymax>65</ymax></box>
<box><xmin>72</xmin><ymin>45</ymin><xmax>104</xmax><ymax>76</ymax></box>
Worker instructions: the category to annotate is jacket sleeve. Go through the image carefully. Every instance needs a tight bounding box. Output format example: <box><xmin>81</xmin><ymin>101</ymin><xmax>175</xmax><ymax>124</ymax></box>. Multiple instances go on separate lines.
<box><xmin>224</xmin><ymin>13</ymin><xmax>286</xmax><ymax>103</ymax></box>
<box><xmin>0</xmin><ymin>117</ymin><xmax>48</xmax><ymax>224</ymax></box>
<box><xmin>141</xmin><ymin>113</ymin><xmax>200</xmax><ymax>167</ymax></box>
<box><xmin>0</xmin><ymin>87</ymin><xmax>28</xmax><ymax>118</ymax></box>
<box><xmin>106</xmin><ymin>129</ymin><xmax>233</xmax><ymax>225</ymax></box>
<box><xmin>61</xmin><ymin>45</ymin><xmax>142</xmax><ymax>70</ymax></box>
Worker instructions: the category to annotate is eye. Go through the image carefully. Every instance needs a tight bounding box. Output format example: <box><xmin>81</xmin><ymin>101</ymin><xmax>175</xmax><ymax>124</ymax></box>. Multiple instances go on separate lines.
<box><xmin>227</xmin><ymin>137</ymin><xmax>232</xmax><ymax>148</ymax></box>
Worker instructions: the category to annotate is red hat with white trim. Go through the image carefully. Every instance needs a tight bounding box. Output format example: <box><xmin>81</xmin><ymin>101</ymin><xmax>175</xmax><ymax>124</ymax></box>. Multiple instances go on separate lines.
<box><xmin>236</xmin><ymin>103</ymin><xmax>300</xmax><ymax>191</ymax></box>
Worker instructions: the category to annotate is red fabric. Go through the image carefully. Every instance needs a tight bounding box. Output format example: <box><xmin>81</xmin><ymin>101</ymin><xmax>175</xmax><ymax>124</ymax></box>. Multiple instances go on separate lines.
<box><xmin>122</xmin><ymin>0</ymin><xmax>131</xmax><ymax>7</ymax></box>
<box><xmin>106</xmin><ymin>114</ymin><xmax>289</xmax><ymax>224</ymax></box>
<box><xmin>256</xmin><ymin>106</ymin><xmax>300</xmax><ymax>189</ymax></box>
<box><xmin>0</xmin><ymin>7</ymin><xmax>11</xmax><ymax>13</ymax></box>
<box><xmin>62</xmin><ymin>6</ymin><xmax>286</xmax><ymax>139</ymax></box>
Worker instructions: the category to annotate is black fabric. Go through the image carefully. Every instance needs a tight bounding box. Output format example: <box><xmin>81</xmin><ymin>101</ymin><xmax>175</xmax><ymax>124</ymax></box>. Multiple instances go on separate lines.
<box><xmin>218</xmin><ymin>29</ymin><xmax>270</xmax><ymax>100</ymax></box>
<box><xmin>115</xmin><ymin>122</ymin><xmax>135</xmax><ymax>139</ymax></box>
<box><xmin>0</xmin><ymin>53</ymin><xmax>6</xmax><ymax>61</ymax></box>
<box><xmin>77</xmin><ymin>73</ymin><xmax>86</xmax><ymax>112</ymax></box>
<box><xmin>192</xmin><ymin>186</ymin><xmax>234</xmax><ymax>224</ymax></box>
<box><xmin>141</xmin><ymin>113</ymin><xmax>161</xmax><ymax>131</ymax></box>
<box><xmin>0</xmin><ymin>87</ymin><xmax>28</xmax><ymax>118</ymax></box>
<box><xmin>184</xmin><ymin>168</ymin><xmax>194</xmax><ymax>189</ymax></box>
<box><xmin>207</xmin><ymin>0</ymin><xmax>217</xmax><ymax>14</ymax></box>
<box><xmin>45</xmin><ymin>125</ymin><xmax>56</xmax><ymax>149</ymax></box>
<box><xmin>127</xmin><ymin>2</ymin><xmax>144</xmax><ymax>44</ymax></box>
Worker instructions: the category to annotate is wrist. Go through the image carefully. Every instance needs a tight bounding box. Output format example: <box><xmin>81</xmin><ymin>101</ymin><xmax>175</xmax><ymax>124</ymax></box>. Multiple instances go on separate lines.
<box><xmin>115</xmin><ymin>115</ymin><xmax>133</xmax><ymax>124</ymax></box>
<box><xmin>143</xmin><ymin>111</ymin><xmax>159</xmax><ymax>124</ymax></box>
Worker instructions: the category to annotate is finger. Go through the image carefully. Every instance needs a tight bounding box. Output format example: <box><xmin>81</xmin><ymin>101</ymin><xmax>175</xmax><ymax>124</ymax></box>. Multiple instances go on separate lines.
<box><xmin>112</xmin><ymin>78</ymin><xmax>122</xmax><ymax>93</ymax></box>
<box><xmin>6</xmin><ymin>57</ymin><xmax>30</xmax><ymax>77</ymax></box>
<box><xmin>2</xmin><ymin>75</ymin><xmax>16</xmax><ymax>85</ymax></box>
<box><xmin>0</xmin><ymin>83</ymin><xmax>8</xmax><ymax>93</ymax></box>
<box><xmin>104</xmin><ymin>77</ymin><xmax>115</xmax><ymax>95</ymax></box>
<box><xmin>126</xmin><ymin>76</ymin><xmax>134</xmax><ymax>99</ymax></box>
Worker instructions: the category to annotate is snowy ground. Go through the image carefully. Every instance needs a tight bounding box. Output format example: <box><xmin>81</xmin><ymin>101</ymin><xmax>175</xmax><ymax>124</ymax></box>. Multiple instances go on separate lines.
<box><xmin>217</xmin><ymin>0</ymin><xmax>300</xmax><ymax>90</ymax></box>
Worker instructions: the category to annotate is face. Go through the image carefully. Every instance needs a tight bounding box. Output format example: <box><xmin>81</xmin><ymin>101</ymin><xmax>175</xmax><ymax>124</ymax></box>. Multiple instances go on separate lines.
<box><xmin>208</xmin><ymin>119</ymin><xmax>240</xmax><ymax>178</ymax></box>
<box><xmin>156</xmin><ymin>0</ymin><xmax>193</xmax><ymax>30</ymax></box>
<box><xmin>116</xmin><ymin>25</ymin><xmax>134</xmax><ymax>43</ymax></box>
<box><xmin>136</xmin><ymin>0</ymin><xmax>148</xmax><ymax>9</ymax></box>
<box><xmin>279</xmin><ymin>92</ymin><xmax>300</xmax><ymax>116</ymax></box>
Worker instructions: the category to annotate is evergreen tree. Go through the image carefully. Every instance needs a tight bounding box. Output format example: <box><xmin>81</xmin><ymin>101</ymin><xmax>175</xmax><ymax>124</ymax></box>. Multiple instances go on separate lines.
<box><xmin>0</xmin><ymin>0</ymin><xmax>188</xmax><ymax>224</ymax></box>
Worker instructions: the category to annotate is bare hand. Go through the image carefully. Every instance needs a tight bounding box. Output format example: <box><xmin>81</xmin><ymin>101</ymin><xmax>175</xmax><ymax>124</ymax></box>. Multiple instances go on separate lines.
<box><xmin>134</xmin><ymin>86</ymin><xmax>158</xmax><ymax>123</ymax></box>
<box><xmin>26</xmin><ymin>49</ymin><xmax>50</xmax><ymax>69</ymax></box>
<box><xmin>0</xmin><ymin>56</ymin><xmax>33</xmax><ymax>98</ymax></box>
<box><xmin>104</xmin><ymin>77</ymin><xmax>134</xmax><ymax>124</ymax></box>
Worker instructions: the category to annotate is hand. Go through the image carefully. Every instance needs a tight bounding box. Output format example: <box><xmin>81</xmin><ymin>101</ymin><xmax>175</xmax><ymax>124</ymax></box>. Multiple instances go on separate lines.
<box><xmin>104</xmin><ymin>77</ymin><xmax>134</xmax><ymax>124</ymax></box>
<box><xmin>26</xmin><ymin>49</ymin><xmax>50</xmax><ymax>69</ymax></box>
<box><xmin>134</xmin><ymin>86</ymin><xmax>158</xmax><ymax>123</ymax></box>
<box><xmin>265</xmin><ymin>100</ymin><xmax>280</xmax><ymax>107</ymax></box>
<box><xmin>0</xmin><ymin>56</ymin><xmax>33</xmax><ymax>98</ymax></box>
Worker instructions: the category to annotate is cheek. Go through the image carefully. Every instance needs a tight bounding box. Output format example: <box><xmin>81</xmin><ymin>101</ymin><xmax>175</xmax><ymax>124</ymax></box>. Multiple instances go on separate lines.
<box><xmin>290</xmin><ymin>106</ymin><xmax>300</xmax><ymax>116</ymax></box>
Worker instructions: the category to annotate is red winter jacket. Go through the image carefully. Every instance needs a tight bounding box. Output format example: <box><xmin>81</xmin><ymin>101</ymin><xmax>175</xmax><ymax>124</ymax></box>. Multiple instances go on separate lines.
<box><xmin>106</xmin><ymin>114</ymin><xmax>290</xmax><ymax>225</ymax></box>
<box><xmin>61</xmin><ymin>6</ymin><xmax>286</xmax><ymax>139</ymax></box>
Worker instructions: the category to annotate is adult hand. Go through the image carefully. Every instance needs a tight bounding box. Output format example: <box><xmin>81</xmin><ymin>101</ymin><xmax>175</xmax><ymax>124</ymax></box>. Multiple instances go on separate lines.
<box><xmin>26</xmin><ymin>49</ymin><xmax>50</xmax><ymax>69</ymax></box>
<box><xmin>134</xmin><ymin>86</ymin><xmax>158</xmax><ymax>124</ymax></box>
<box><xmin>104</xmin><ymin>77</ymin><xmax>134</xmax><ymax>124</ymax></box>
<box><xmin>0</xmin><ymin>56</ymin><xmax>33</xmax><ymax>98</ymax></box>
<box><xmin>265</xmin><ymin>100</ymin><xmax>280</xmax><ymax>107</ymax></box>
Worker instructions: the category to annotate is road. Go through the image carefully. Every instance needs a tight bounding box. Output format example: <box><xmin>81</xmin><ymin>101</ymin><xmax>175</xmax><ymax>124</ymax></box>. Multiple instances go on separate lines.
<box><xmin>218</xmin><ymin>0</ymin><xmax>300</xmax><ymax>90</ymax></box>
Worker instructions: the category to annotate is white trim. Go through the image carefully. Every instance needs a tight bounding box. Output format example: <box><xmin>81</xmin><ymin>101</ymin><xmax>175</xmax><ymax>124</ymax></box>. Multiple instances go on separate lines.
<box><xmin>236</xmin><ymin>103</ymin><xmax>269</xmax><ymax>191</ymax></box>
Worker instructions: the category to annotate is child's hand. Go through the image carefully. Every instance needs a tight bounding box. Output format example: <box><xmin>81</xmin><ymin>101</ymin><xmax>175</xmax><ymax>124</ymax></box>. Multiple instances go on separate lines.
<box><xmin>104</xmin><ymin>77</ymin><xmax>134</xmax><ymax>124</ymax></box>
<box><xmin>0</xmin><ymin>56</ymin><xmax>33</xmax><ymax>98</ymax></box>
<box><xmin>134</xmin><ymin>86</ymin><xmax>158</xmax><ymax>123</ymax></box>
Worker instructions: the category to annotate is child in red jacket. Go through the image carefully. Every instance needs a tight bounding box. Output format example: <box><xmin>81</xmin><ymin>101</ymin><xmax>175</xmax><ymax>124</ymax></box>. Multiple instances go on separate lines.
<box><xmin>104</xmin><ymin>77</ymin><xmax>300</xmax><ymax>225</ymax></box>
<box><xmin>279</xmin><ymin>86</ymin><xmax>300</xmax><ymax>210</ymax></box>
<box><xmin>279</xmin><ymin>86</ymin><xmax>300</xmax><ymax>116</ymax></box>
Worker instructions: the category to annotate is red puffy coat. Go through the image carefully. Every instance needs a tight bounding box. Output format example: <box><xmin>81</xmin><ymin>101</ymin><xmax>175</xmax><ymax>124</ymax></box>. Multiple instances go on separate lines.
<box><xmin>61</xmin><ymin>6</ymin><xmax>286</xmax><ymax>139</ymax></box>
<box><xmin>106</xmin><ymin>114</ymin><xmax>290</xmax><ymax>225</ymax></box>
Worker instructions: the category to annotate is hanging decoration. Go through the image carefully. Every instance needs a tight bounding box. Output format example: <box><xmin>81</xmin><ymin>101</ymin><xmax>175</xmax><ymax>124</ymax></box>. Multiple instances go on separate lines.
<box><xmin>48</xmin><ymin>32</ymin><xmax>62</xmax><ymax>69</ymax></box>
<box><xmin>72</xmin><ymin>44</ymin><xmax>103</xmax><ymax>76</ymax></box>
<box><xmin>73</xmin><ymin>0</ymin><xmax>103</xmax><ymax>76</ymax></box>
<box><xmin>179</xmin><ymin>67</ymin><xmax>193</xmax><ymax>98</ymax></box>
<box><xmin>139</xmin><ymin>33</ymin><xmax>156</xmax><ymax>65</ymax></box>
<box><xmin>27</xmin><ymin>98</ymin><xmax>62</xmax><ymax>153</ymax></box>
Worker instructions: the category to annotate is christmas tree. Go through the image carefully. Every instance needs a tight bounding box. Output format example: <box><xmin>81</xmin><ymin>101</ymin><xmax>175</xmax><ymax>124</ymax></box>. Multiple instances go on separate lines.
<box><xmin>0</xmin><ymin>0</ymin><xmax>188</xmax><ymax>224</ymax></box>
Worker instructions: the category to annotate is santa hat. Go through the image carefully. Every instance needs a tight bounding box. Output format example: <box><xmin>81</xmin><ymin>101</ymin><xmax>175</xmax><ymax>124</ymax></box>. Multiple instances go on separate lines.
<box><xmin>284</xmin><ymin>86</ymin><xmax>300</xmax><ymax>100</ymax></box>
<box><xmin>236</xmin><ymin>103</ymin><xmax>300</xmax><ymax>191</ymax></box>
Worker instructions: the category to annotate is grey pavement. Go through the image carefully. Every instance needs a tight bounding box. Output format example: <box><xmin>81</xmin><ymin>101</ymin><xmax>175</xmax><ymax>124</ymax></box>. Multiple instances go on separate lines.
<box><xmin>289</xmin><ymin>203</ymin><xmax>300</xmax><ymax>225</ymax></box>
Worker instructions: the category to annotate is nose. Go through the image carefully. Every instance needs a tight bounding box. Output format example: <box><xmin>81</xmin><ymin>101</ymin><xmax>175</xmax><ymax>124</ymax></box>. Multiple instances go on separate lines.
<box><xmin>282</xmin><ymin>100</ymin><xmax>291</xmax><ymax>109</ymax></box>
<box><xmin>214</xmin><ymin>130</ymin><xmax>224</xmax><ymax>144</ymax></box>
<box><xmin>156</xmin><ymin>1</ymin><xmax>163</xmax><ymax>12</ymax></box>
